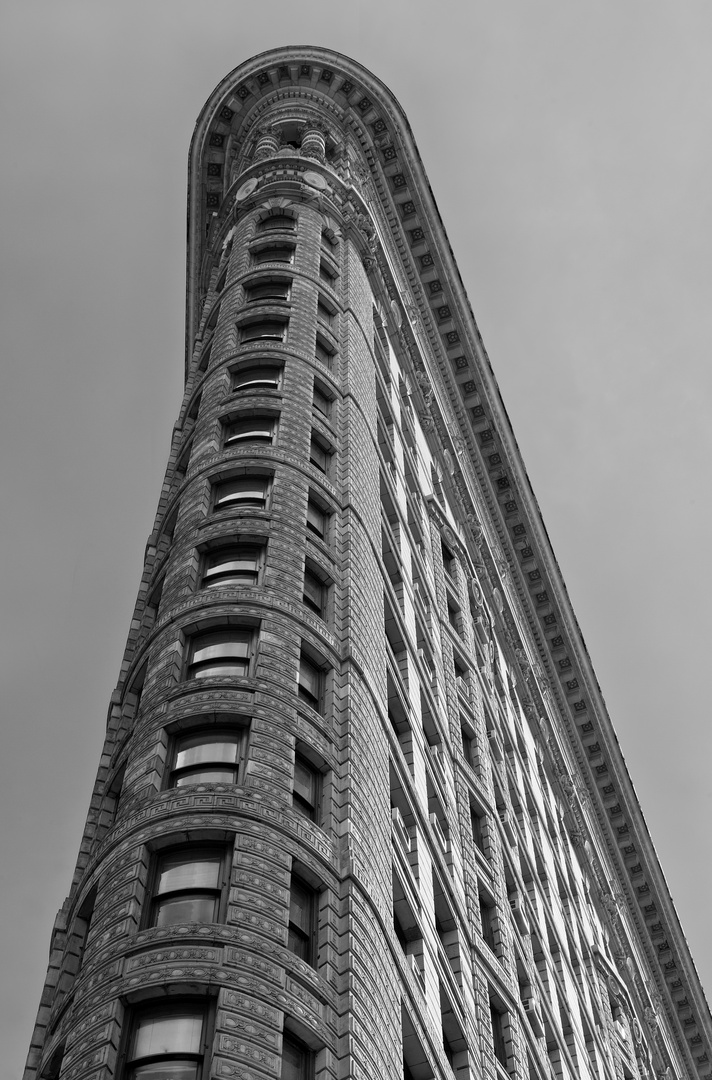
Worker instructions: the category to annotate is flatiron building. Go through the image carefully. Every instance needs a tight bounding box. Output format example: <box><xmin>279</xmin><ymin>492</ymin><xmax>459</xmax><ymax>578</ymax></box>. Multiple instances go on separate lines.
<box><xmin>25</xmin><ymin>46</ymin><xmax>711</xmax><ymax>1080</ymax></box>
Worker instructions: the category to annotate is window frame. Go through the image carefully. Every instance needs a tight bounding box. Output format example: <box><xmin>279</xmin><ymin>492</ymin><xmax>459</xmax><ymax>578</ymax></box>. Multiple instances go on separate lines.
<box><xmin>186</xmin><ymin>628</ymin><xmax>254</xmax><ymax>681</ymax></box>
<box><xmin>257</xmin><ymin>213</ymin><xmax>297</xmax><ymax>234</ymax></box>
<box><xmin>306</xmin><ymin>494</ymin><xmax>329</xmax><ymax>541</ymax></box>
<box><xmin>168</xmin><ymin>728</ymin><xmax>246</xmax><ymax>789</ymax></box>
<box><xmin>243</xmin><ymin>276</ymin><xmax>291</xmax><ymax>304</ymax></box>
<box><xmin>281</xmin><ymin>1032</ymin><xmax>314</xmax><ymax>1080</ymax></box>
<box><xmin>121</xmin><ymin>1000</ymin><xmax>214</xmax><ymax>1080</ymax></box>
<box><xmin>212</xmin><ymin>474</ymin><xmax>270</xmax><ymax>513</ymax></box>
<box><xmin>238</xmin><ymin>318</ymin><xmax>288</xmax><ymax>345</ymax></box>
<box><xmin>287</xmin><ymin>873</ymin><xmax>318</xmax><ymax>966</ymax></box>
<box><xmin>312</xmin><ymin>380</ymin><xmax>332</xmax><ymax>418</ymax></box>
<box><xmin>292</xmin><ymin>753</ymin><xmax>322</xmax><ymax>821</ymax></box>
<box><xmin>309</xmin><ymin>431</ymin><xmax>332</xmax><ymax>475</ymax></box>
<box><xmin>200</xmin><ymin>542</ymin><xmax>264</xmax><ymax>590</ymax></box>
<box><xmin>302</xmin><ymin>562</ymin><xmax>326</xmax><ymax>617</ymax></box>
<box><xmin>222</xmin><ymin>413</ymin><xmax>277</xmax><ymax>448</ymax></box>
<box><xmin>297</xmin><ymin>652</ymin><xmax>325</xmax><ymax>713</ymax></box>
<box><xmin>230</xmin><ymin>362</ymin><xmax>283</xmax><ymax>394</ymax></box>
<box><xmin>314</xmin><ymin>334</ymin><xmax>335</xmax><ymax>368</ymax></box>
<box><xmin>250</xmin><ymin>242</ymin><xmax>295</xmax><ymax>266</ymax></box>
<box><xmin>147</xmin><ymin>843</ymin><xmax>231</xmax><ymax>930</ymax></box>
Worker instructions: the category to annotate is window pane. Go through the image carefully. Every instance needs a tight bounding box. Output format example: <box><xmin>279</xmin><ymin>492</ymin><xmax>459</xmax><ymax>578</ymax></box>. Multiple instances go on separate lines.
<box><xmin>157</xmin><ymin>851</ymin><xmax>221</xmax><ymax>893</ymax></box>
<box><xmin>154</xmin><ymin>894</ymin><xmax>218</xmax><ymax>927</ymax></box>
<box><xmin>289</xmin><ymin>879</ymin><xmax>313</xmax><ymax>934</ymax></box>
<box><xmin>240</xmin><ymin>321</ymin><xmax>285</xmax><ymax>342</ymax></box>
<box><xmin>132</xmin><ymin>1064</ymin><xmax>199</xmax><ymax>1080</ymax></box>
<box><xmin>259</xmin><ymin>215</ymin><xmax>295</xmax><ymax>232</ymax></box>
<box><xmin>214</xmin><ymin>477</ymin><xmax>267</xmax><ymax>507</ymax></box>
<box><xmin>233</xmin><ymin>366</ymin><xmax>281</xmax><ymax>390</ymax></box>
<box><xmin>192</xmin><ymin>634</ymin><xmax>250</xmax><ymax>665</ymax></box>
<box><xmin>296</xmin><ymin>760</ymin><xmax>317</xmax><ymax>812</ymax></box>
<box><xmin>287</xmin><ymin>926</ymin><xmax>311</xmax><ymax>961</ymax></box>
<box><xmin>310</xmin><ymin>439</ymin><xmax>327</xmax><ymax>471</ymax></box>
<box><xmin>246</xmin><ymin>282</ymin><xmax>290</xmax><ymax>302</ymax></box>
<box><xmin>175</xmin><ymin>734</ymin><xmax>240</xmax><ymax>770</ymax></box>
<box><xmin>225</xmin><ymin>418</ymin><xmax>273</xmax><ymax>444</ymax></box>
<box><xmin>282</xmin><ymin>1036</ymin><xmax>308</xmax><ymax>1080</ymax></box>
<box><xmin>174</xmin><ymin>766</ymin><xmax>238</xmax><ymax>786</ymax></box>
<box><xmin>252</xmin><ymin>245</ymin><xmax>293</xmax><ymax>264</ymax></box>
<box><xmin>303</xmin><ymin>572</ymin><xmax>323</xmax><ymax>613</ymax></box>
<box><xmin>204</xmin><ymin>548</ymin><xmax>260</xmax><ymax>586</ymax></box>
<box><xmin>313</xmin><ymin>388</ymin><xmax>330</xmax><ymax>415</ymax></box>
<box><xmin>193</xmin><ymin>660</ymin><xmax>248</xmax><ymax>678</ymax></box>
<box><xmin>132</xmin><ymin>1011</ymin><xmax>203</xmax><ymax>1056</ymax></box>
<box><xmin>299</xmin><ymin>657</ymin><xmax>321</xmax><ymax>701</ymax></box>
<box><xmin>306</xmin><ymin>502</ymin><xmax>325</xmax><ymax>536</ymax></box>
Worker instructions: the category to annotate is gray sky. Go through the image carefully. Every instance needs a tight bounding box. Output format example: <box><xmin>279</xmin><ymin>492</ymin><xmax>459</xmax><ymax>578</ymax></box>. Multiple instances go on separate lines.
<box><xmin>2</xmin><ymin>2</ymin><xmax>711</xmax><ymax>1075</ymax></box>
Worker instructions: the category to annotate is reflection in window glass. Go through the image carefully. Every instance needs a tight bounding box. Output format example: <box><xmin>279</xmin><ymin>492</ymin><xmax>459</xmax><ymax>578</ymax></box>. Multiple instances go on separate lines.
<box><xmin>202</xmin><ymin>546</ymin><xmax>261</xmax><ymax>588</ymax></box>
<box><xmin>128</xmin><ymin>1005</ymin><xmax>205</xmax><ymax>1080</ymax></box>
<box><xmin>152</xmin><ymin>848</ymin><xmax>223</xmax><ymax>928</ymax></box>
<box><xmin>288</xmin><ymin>876</ymin><xmax>315</xmax><ymax>963</ymax></box>
<box><xmin>224</xmin><ymin>416</ymin><xmax>274</xmax><ymax>446</ymax></box>
<box><xmin>214</xmin><ymin>477</ymin><xmax>268</xmax><ymax>510</ymax></box>
<box><xmin>188</xmin><ymin>631</ymin><xmax>251</xmax><ymax>679</ymax></box>
<box><xmin>232</xmin><ymin>365</ymin><xmax>281</xmax><ymax>392</ymax></box>
<box><xmin>171</xmin><ymin>731</ymin><xmax>242</xmax><ymax>787</ymax></box>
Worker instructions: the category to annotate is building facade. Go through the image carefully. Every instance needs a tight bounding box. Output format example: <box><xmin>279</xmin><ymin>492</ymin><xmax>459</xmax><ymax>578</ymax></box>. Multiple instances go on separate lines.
<box><xmin>25</xmin><ymin>46</ymin><xmax>711</xmax><ymax>1080</ymax></box>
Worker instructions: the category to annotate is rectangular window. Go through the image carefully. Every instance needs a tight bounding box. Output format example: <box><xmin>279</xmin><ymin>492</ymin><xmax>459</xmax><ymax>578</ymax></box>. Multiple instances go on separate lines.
<box><xmin>187</xmin><ymin>629</ymin><xmax>252</xmax><ymax>679</ymax></box>
<box><xmin>490</xmin><ymin>1001</ymin><xmax>508</xmax><ymax>1068</ymax></box>
<box><xmin>223</xmin><ymin>415</ymin><xmax>275</xmax><ymax>446</ymax></box>
<box><xmin>315</xmin><ymin>336</ymin><xmax>334</xmax><ymax>367</ymax></box>
<box><xmin>319</xmin><ymin>261</ymin><xmax>336</xmax><ymax>286</ymax></box>
<box><xmin>258</xmin><ymin>214</ymin><xmax>296</xmax><ymax>232</ymax></box>
<box><xmin>313</xmin><ymin>382</ymin><xmax>331</xmax><ymax>417</ymax></box>
<box><xmin>213</xmin><ymin>476</ymin><xmax>269</xmax><ymax>511</ymax></box>
<box><xmin>282</xmin><ymin>1034</ymin><xmax>313</xmax><ymax>1080</ymax></box>
<box><xmin>126</xmin><ymin>1004</ymin><xmax>208</xmax><ymax>1080</ymax></box>
<box><xmin>150</xmin><ymin>846</ymin><xmax>228</xmax><ymax>928</ymax></box>
<box><xmin>251</xmin><ymin>243</ymin><xmax>294</xmax><ymax>265</ymax></box>
<box><xmin>480</xmin><ymin>896</ymin><xmax>496</xmax><ymax>951</ymax></box>
<box><xmin>441</xmin><ymin>542</ymin><xmax>455</xmax><ymax>579</ymax></box>
<box><xmin>244</xmin><ymin>278</ymin><xmax>291</xmax><ymax>303</ymax></box>
<box><xmin>231</xmin><ymin>364</ymin><xmax>282</xmax><ymax>392</ymax></box>
<box><xmin>303</xmin><ymin>565</ymin><xmax>325</xmax><ymax>616</ymax></box>
<box><xmin>288</xmin><ymin>876</ymin><xmax>317</xmax><ymax>965</ymax></box>
<box><xmin>239</xmin><ymin>319</ymin><xmax>287</xmax><ymax>344</ymax></box>
<box><xmin>298</xmin><ymin>653</ymin><xmax>323</xmax><ymax>711</ymax></box>
<box><xmin>293</xmin><ymin>754</ymin><xmax>320</xmax><ymax>820</ymax></box>
<box><xmin>461</xmin><ymin>725</ymin><xmax>475</xmax><ymax>768</ymax></box>
<box><xmin>306</xmin><ymin>498</ymin><xmax>327</xmax><ymax>539</ymax></box>
<box><xmin>317</xmin><ymin>298</ymin><xmax>335</xmax><ymax>327</ymax></box>
<box><xmin>470</xmin><ymin>806</ymin><xmax>485</xmax><ymax>852</ymax></box>
<box><xmin>201</xmin><ymin>544</ymin><xmax>262</xmax><ymax>588</ymax></box>
<box><xmin>309</xmin><ymin>433</ymin><xmax>331</xmax><ymax>473</ymax></box>
<box><xmin>170</xmin><ymin>730</ymin><xmax>243</xmax><ymax>787</ymax></box>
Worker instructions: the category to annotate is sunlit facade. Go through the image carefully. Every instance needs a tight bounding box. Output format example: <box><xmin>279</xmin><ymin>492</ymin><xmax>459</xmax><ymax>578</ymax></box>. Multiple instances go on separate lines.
<box><xmin>25</xmin><ymin>47</ymin><xmax>711</xmax><ymax>1080</ymax></box>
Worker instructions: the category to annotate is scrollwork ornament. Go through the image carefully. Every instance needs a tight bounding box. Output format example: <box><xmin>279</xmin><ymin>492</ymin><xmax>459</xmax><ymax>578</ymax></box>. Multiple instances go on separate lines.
<box><xmin>466</xmin><ymin>513</ymin><xmax>483</xmax><ymax>543</ymax></box>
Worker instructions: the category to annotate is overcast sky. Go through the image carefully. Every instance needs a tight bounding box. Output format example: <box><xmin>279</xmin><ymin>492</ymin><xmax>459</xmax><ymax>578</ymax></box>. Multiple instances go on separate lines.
<box><xmin>2</xmin><ymin>2</ymin><xmax>711</xmax><ymax>1075</ymax></box>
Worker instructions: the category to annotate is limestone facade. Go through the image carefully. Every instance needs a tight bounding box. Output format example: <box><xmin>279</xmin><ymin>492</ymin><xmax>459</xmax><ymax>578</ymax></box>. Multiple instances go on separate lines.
<box><xmin>25</xmin><ymin>46</ymin><xmax>711</xmax><ymax>1080</ymax></box>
